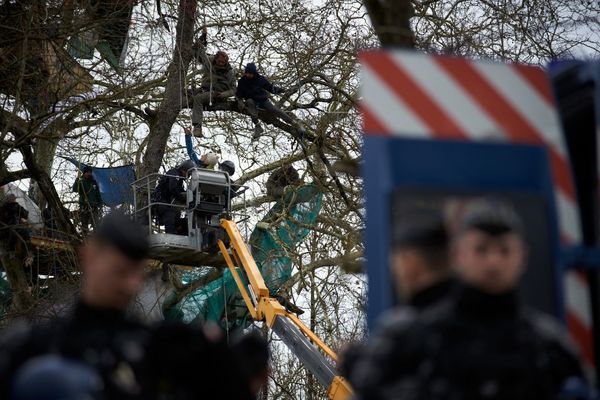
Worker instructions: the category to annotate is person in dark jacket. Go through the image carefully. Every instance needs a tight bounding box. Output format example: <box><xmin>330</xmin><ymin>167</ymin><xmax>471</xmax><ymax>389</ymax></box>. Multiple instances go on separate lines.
<box><xmin>342</xmin><ymin>213</ymin><xmax>454</xmax><ymax>381</ymax></box>
<box><xmin>0</xmin><ymin>194</ymin><xmax>30</xmax><ymax>252</ymax></box>
<box><xmin>236</xmin><ymin>62</ymin><xmax>305</xmax><ymax>140</ymax></box>
<box><xmin>191</xmin><ymin>27</ymin><xmax>237</xmax><ymax>138</ymax></box>
<box><xmin>351</xmin><ymin>200</ymin><xmax>585</xmax><ymax>400</ymax></box>
<box><xmin>388</xmin><ymin>213</ymin><xmax>454</xmax><ymax>311</ymax></box>
<box><xmin>153</xmin><ymin>161</ymin><xmax>192</xmax><ymax>234</ymax></box>
<box><xmin>72</xmin><ymin>166</ymin><xmax>102</xmax><ymax>235</ymax></box>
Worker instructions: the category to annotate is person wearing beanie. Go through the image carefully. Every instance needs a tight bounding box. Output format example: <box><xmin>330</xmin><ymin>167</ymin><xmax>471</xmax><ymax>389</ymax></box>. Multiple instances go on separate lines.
<box><xmin>191</xmin><ymin>26</ymin><xmax>237</xmax><ymax>138</ymax></box>
<box><xmin>72</xmin><ymin>165</ymin><xmax>102</xmax><ymax>235</ymax></box>
<box><xmin>351</xmin><ymin>199</ymin><xmax>585</xmax><ymax>400</ymax></box>
<box><xmin>236</xmin><ymin>62</ymin><xmax>305</xmax><ymax>140</ymax></box>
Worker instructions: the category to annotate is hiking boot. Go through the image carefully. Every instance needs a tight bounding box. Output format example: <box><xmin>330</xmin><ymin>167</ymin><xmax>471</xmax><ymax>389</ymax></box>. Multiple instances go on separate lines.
<box><xmin>193</xmin><ymin>125</ymin><xmax>203</xmax><ymax>138</ymax></box>
<box><xmin>252</xmin><ymin>123</ymin><xmax>264</xmax><ymax>140</ymax></box>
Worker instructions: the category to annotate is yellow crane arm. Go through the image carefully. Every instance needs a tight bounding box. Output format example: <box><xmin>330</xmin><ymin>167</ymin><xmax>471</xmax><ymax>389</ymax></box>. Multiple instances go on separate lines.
<box><xmin>218</xmin><ymin>219</ymin><xmax>353</xmax><ymax>400</ymax></box>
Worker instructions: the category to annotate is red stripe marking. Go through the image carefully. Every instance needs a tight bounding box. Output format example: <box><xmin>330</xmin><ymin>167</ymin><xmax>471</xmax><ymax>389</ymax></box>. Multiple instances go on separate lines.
<box><xmin>362</xmin><ymin>53</ymin><xmax>468</xmax><ymax>140</ymax></box>
<box><xmin>567</xmin><ymin>310</ymin><xmax>595</xmax><ymax>367</ymax></box>
<box><xmin>512</xmin><ymin>64</ymin><xmax>556</xmax><ymax>107</ymax></box>
<box><xmin>360</xmin><ymin>103</ymin><xmax>390</xmax><ymax>135</ymax></box>
<box><xmin>435</xmin><ymin>58</ymin><xmax>576</xmax><ymax>202</ymax></box>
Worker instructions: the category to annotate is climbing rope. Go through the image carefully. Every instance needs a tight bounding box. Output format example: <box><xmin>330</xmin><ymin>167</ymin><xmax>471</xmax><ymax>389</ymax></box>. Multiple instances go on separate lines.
<box><xmin>177</xmin><ymin>1</ymin><xmax>194</xmax><ymax>133</ymax></box>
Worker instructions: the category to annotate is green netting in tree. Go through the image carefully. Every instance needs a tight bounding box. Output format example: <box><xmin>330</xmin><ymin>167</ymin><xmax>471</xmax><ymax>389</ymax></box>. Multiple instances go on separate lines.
<box><xmin>165</xmin><ymin>183</ymin><xmax>323</xmax><ymax>329</ymax></box>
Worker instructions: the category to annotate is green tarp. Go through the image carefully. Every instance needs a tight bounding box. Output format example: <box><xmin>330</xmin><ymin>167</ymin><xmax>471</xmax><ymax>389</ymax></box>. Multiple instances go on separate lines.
<box><xmin>164</xmin><ymin>183</ymin><xmax>323</xmax><ymax>330</ymax></box>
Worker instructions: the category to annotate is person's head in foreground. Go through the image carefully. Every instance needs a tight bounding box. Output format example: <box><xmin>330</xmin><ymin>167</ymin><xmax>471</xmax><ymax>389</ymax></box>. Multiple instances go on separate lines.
<box><xmin>80</xmin><ymin>211</ymin><xmax>149</xmax><ymax>310</ymax></box>
<box><xmin>231</xmin><ymin>331</ymin><xmax>270</xmax><ymax>396</ymax></box>
<box><xmin>390</xmin><ymin>213</ymin><xmax>450</xmax><ymax>301</ymax></box>
<box><xmin>11</xmin><ymin>355</ymin><xmax>103</xmax><ymax>400</ymax></box>
<box><xmin>453</xmin><ymin>199</ymin><xmax>527</xmax><ymax>294</ymax></box>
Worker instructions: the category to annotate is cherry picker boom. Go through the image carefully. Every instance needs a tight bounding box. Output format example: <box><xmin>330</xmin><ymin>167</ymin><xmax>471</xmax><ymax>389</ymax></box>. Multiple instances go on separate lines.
<box><xmin>131</xmin><ymin>167</ymin><xmax>353</xmax><ymax>398</ymax></box>
<box><xmin>218</xmin><ymin>219</ymin><xmax>353</xmax><ymax>400</ymax></box>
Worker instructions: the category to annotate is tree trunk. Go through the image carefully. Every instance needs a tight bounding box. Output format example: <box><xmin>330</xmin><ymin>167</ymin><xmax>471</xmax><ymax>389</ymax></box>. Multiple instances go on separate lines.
<box><xmin>19</xmin><ymin>142</ymin><xmax>78</xmax><ymax>239</ymax></box>
<box><xmin>138</xmin><ymin>0</ymin><xmax>198</xmax><ymax>178</ymax></box>
<box><xmin>1</xmin><ymin>253</ymin><xmax>33</xmax><ymax>313</ymax></box>
<box><xmin>30</xmin><ymin>124</ymin><xmax>66</xmax><ymax>208</ymax></box>
<box><xmin>363</xmin><ymin>0</ymin><xmax>415</xmax><ymax>47</ymax></box>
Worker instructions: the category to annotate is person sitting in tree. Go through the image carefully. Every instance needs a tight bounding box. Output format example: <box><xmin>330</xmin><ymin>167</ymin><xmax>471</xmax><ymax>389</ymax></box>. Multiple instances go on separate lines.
<box><xmin>191</xmin><ymin>26</ymin><xmax>237</xmax><ymax>138</ymax></box>
<box><xmin>236</xmin><ymin>62</ymin><xmax>305</xmax><ymax>140</ymax></box>
<box><xmin>72</xmin><ymin>166</ymin><xmax>102</xmax><ymax>235</ymax></box>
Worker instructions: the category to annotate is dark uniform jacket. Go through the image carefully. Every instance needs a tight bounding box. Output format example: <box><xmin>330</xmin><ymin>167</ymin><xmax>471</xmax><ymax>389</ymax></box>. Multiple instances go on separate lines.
<box><xmin>342</xmin><ymin>279</ymin><xmax>454</xmax><ymax>381</ymax></box>
<box><xmin>351</xmin><ymin>285</ymin><xmax>584</xmax><ymax>400</ymax></box>
<box><xmin>0</xmin><ymin>301</ymin><xmax>150</xmax><ymax>400</ymax></box>
<box><xmin>153</xmin><ymin>168</ymin><xmax>186</xmax><ymax>204</ymax></box>
<box><xmin>73</xmin><ymin>176</ymin><xmax>102</xmax><ymax>207</ymax></box>
<box><xmin>0</xmin><ymin>303</ymin><xmax>256</xmax><ymax>400</ymax></box>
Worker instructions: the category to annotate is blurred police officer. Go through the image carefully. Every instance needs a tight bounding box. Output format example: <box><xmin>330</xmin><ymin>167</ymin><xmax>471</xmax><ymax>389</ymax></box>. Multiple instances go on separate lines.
<box><xmin>342</xmin><ymin>214</ymin><xmax>454</xmax><ymax>380</ymax></box>
<box><xmin>352</xmin><ymin>200</ymin><xmax>584</xmax><ymax>400</ymax></box>
<box><xmin>388</xmin><ymin>213</ymin><xmax>454</xmax><ymax>311</ymax></box>
<box><xmin>0</xmin><ymin>211</ymin><xmax>150</xmax><ymax>399</ymax></box>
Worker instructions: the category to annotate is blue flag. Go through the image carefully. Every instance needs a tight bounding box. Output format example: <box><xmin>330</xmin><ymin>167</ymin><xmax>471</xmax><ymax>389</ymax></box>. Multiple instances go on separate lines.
<box><xmin>62</xmin><ymin>157</ymin><xmax>136</xmax><ymax>207</ymax></box>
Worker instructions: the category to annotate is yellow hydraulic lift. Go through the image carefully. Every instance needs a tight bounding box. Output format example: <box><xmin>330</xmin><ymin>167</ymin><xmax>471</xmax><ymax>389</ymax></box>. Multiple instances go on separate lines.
<box><xmin>218</xmin><ymin>219</ymin><xmax>353</xmax><ymax>400</ymax></box>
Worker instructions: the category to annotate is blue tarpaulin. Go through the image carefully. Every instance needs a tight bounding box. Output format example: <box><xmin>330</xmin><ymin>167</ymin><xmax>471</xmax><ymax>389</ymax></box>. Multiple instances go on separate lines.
<box><xmin>62</xmin><ymin>157</ymin><xmax>136</xmax><ymax>207</ymax></box>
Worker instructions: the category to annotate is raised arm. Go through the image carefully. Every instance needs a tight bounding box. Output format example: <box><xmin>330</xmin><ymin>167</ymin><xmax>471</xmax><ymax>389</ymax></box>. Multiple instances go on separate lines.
<box><xmin>184</xmin><ymin>128</ymin><xmax>201</xmax><ymax>166</ymax></box>
<box><xmin>193</xmin><ymin>27</ymin><xmax>210</xmax><ymax>67</ymax></box>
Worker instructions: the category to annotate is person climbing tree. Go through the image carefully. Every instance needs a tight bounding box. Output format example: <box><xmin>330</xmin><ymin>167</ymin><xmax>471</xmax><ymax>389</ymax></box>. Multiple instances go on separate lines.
<box><xmin>266</xmin><ymin>164</ymin><xmax>302</xmax><ymax>198</ymax></box>
<box><xmin>191</xmin><ymin>26</ymin><xmax>237</xmax><ymax>138</ymax></box>
<box><xmin>184</xmin><ymin>127</ymin><xmax>219</xmax><ymax>169</ymax></box>
<box><xmin>72</xmin><ymin>166</ymin><xmax>102</xmax><ymax>235</ymax></box>
<box><xmin>236</xmin><ymin>62</ymin><xmax>306</xmax><ymax>140</ymax></box>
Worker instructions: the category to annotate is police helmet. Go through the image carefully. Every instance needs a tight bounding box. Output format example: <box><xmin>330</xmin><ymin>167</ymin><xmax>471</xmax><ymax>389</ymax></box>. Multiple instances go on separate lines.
<box><xmin>219</xmin><ymin>160</ymin><xmax>235</xmax><ymax>176</ymax></box>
